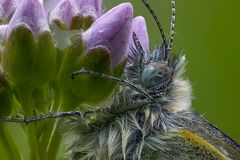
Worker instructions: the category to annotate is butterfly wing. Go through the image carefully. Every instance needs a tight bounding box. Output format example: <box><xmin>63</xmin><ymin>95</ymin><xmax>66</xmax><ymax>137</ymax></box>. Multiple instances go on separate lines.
<box><xmin>141</xmin><ymin>112</ymin><xmax>240</xmax><ymax>160</ymax></box>
<box><xmin>185</xmin><ymin>113</ymin><xmax>240</xmax><ymax>159</ymax></box>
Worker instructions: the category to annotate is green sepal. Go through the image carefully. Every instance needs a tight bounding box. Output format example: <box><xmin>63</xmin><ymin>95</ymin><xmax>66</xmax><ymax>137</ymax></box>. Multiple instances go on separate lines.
<box><xmin>57</xmin><ymin>34</ymin><xmax>84</xmax><ymax>109</ymax></box>
<box><xmin>60</xmin><ymin>45</ymin><xmax>127</xmax><ymax>110</ymax></box>
<box><xmin>58</xmin><ymin>33</ymin><xmax>126</xmax><ymax>110</ymax></box>
<box><xmin>0</xmin><ymin>73</ymin><xmax>13</xmax><ymax>117</ymax></box>
<box><xmin>70</xmin><ymin>15</ymin><xmax>95</xmax><ymax>30</ymax></box>
<box><xmin>2</xmin><ymin>24</ymin><xmax>36</xmax><ymax>85</ymax></box>
<box><xmin>51</xmin><ymin>20</ymin><xmax>68</xmax><ymax>31</ymax></box>
<box><xmin>31</xmin><ymin>31</ymin><xmax>56</xmax><ymax>87</ymax></box>
<box><xmin>70</xmin><ymin>46</ymin><xmax>112</xmax><ymax>104</ymax></box>
<box><xmin>51</xmin><ymin>14</ymin><xmax>94</xmax><ymax>31</ymax></box>
<box><xmin>112</xmin><ymin>58</ymin><xmax>127</xmax><ymax>77</ymax></box>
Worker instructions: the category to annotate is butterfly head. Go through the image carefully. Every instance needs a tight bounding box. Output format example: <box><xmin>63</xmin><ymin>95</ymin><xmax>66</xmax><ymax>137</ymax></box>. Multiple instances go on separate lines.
<box><xmin>127</xmin><ymin>0</ymin><xmax>176</xmax><ymax>93</ymax></box>
<box><xmin>141</xmin><ymin>61</ymin><xmax>173</xmax><ymax>89</ymax></box>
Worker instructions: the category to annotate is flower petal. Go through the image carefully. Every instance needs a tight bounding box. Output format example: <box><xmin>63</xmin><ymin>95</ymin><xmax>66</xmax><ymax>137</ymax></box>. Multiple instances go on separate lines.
<box><xmin>83</xmin><ymin>3</ymin><xmax>133</xmax><ymax>68</ymax></box>
<box><xmin>7</xmin><ymin>0</ymin><xmax>49</xmax><ymax>39</ymax></box>
<box><xmin>48</xmin><ymin>0</ymin><xmax>75</xmax><ymax>28</ymax></box>
<box><xmin>49</xmin><ymin>0</ymin><xmax>102</xmax><ymax>28</ymax></box>
<box><xmin>44</xmin><ymin>0</ymin><xmax>61</xmax><ymax>14</ymax></box>
<box><xmin>129</xmin><ymin>16</ymin><xmax>149</xmax><ymax>52</ymax></box>
<box><xmin>0</xmin><ymin>25</ymin><xmax>7</xmax><ymax>45</ymax></box>
<box><xmin>0</xmin><ymin>0</ymin><xmax>21</xmax><ymax>22</ymax></box>
<box><xmin>73</xmin><ymin>0</ymin><xmax>102</xmax><ymax>18</ymax></box>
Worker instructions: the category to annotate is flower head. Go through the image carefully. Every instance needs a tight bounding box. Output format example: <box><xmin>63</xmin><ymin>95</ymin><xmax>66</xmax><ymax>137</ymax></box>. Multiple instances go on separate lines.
<box><xmin>0</xmin><ymin>0</ymin><xmax>137</xmax><ymax>106</ymax></box>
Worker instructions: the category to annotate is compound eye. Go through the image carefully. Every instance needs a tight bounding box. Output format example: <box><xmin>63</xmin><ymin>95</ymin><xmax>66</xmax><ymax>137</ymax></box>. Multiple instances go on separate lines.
<box><xmin>141</xmin><ymin>62</ymin><xmax>172</xmax><ymax>88</ymax></box>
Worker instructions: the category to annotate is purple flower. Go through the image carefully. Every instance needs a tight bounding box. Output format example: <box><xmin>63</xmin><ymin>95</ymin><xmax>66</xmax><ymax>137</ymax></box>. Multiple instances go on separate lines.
<box><xmin>82</xmin><ymin>3</ymin><xmax>133</xmax><ymax>68</ymax></box>
<box><xmin>48</xmin><ymin>0</ymin><xmax>76</xmax><ymax>28</ymax></box>
<box><xmin>6</xmin><ymin>0</ymin><xmax>49</xmax><ymax>39</ymax></box>
<box><xmin>0</xmin><ymin>0</ymin><xmax>21</xmax><ymax>22</ymax></box>
<box><xmin>48</xmin><ymin>0</ymin><xmax>102</xmax><ymax>28</ymax></box>
<box><xmin>73</xmin><ymin>0</ymin><xmax>102</xmax><ymax>18</ymax></box>
<box><xmin>1</xmin><ymin>0</ymin><xmax>133</xmax><ymax>68</ymax></box>
<box><xmin>129</xmin><ymin>16</ymin><xmax>149</xmax><ymax>52</ymax></box>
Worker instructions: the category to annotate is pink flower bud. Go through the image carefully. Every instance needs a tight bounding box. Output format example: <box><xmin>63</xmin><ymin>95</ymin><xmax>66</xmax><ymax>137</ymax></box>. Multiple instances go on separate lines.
<box><xmin>83</xmin><ymin>3</ymin><xmax>133</xmax><ymax>68</ymax></box>
<box><xmin>49</xmin><ymin>0</ymin><xmax>102</xmax><ymax>28</ymax></box>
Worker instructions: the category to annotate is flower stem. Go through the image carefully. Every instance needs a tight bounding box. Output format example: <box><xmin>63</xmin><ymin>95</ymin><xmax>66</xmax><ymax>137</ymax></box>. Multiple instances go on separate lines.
<box><xmin>46</xmin><ymin>96</ymin><xmax>62</xmax><ymax>159</ymax></box>
<box><xmin>38</xmin><ymin>85</ymin><xmax>62</xmax><ymax>159</ymax></box>
<box><xmin>0</xmin><ymin>124</ymin><xmax>20</xmax><ymax>160</ymax></box>
<box><xmin>18</xmin><ymin>84</ymin><xmax>39</xmax><ymax>160</ymax></box>
<box><xmin>38</xmin><ymin>120</ymin><xmax>55</xmax><ymax>160</ymax></box>
<box><xmin>46</xmin><ymin>121</ymin><xmax>62</xmax><ymax>160</ymax></box>
<box><xmin>26</xmin><ymin>123</ymin><xmax>39</xmax><ymax>160</ymax></box>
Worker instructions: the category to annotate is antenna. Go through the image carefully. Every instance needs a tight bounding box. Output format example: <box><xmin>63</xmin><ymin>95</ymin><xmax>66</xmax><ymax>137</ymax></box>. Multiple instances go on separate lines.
<box><xmin>71</xmin><ymin>69</ymin><xmax>158</xmax><ymax>104</ymax></box>
<box><xmin>132</xmin><ymin>32</ymin><xmax>145</xmax><ymax>67</ymax></box>
<box><xmin>132</xmin><ymin>32</ymin><xmax>145</xmax><ymax>57</ymax></box>
<box><xmin>167</xmin><ymin>0</ymin><xmax>176</xmax><ymax>54</ymax></box>
<box><xmin>0</xmin><ymin>111</ymin><xmax>81</xmax><ymax>123</ymax></box>
<box><xmin>141</xmin><ymin>0</ymin><xmax>167</xmax><ymax>50</ymax></box>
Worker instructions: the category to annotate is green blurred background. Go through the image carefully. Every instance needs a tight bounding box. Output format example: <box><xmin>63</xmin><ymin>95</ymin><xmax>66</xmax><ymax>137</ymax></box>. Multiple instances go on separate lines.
<box><xmin>105</xmin><ymin>0</ymin><xmax>240</xmax><ymax>143</ymax></box>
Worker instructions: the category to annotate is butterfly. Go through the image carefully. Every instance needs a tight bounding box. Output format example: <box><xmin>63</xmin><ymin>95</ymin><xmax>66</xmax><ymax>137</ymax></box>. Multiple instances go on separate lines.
<box><xmin>65</xmin><ymin>0</ymin><xmax>240</xmax><ymax>159</ymax></box>
<box><xmin>1</xmin><ymin>0</ymin><xmax>240</xmax><ymax>159</ymax></box>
